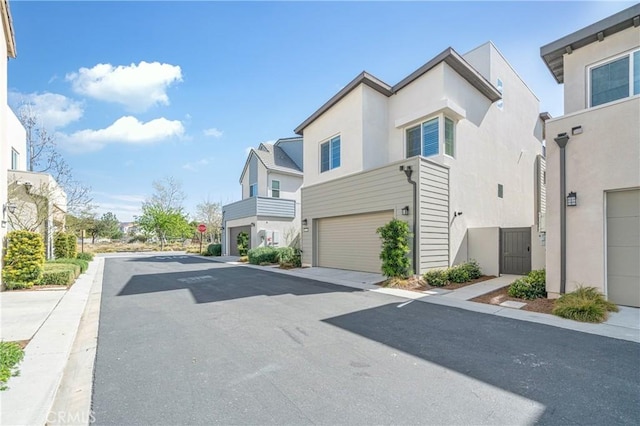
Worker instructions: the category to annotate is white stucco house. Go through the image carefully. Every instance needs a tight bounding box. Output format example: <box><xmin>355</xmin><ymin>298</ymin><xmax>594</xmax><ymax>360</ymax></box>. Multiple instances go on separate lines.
<box><xmin>540</xmin><ymin>4</ymin><xmax>640</xmax><ymax>306</ymax></box>
<box><xmin>295</xmin><ymin>41</ymin><xmax>547</xmax><ymax>276</ymax></box>
<box><xmin>222</xmin><ymin>137</ymin><xmax>303</xmax><ymax>256</ymax></box>
<box><xmin>1</xmin><ymin>0</ymin><xmax>17</xmax><ymax>283</ymax></box>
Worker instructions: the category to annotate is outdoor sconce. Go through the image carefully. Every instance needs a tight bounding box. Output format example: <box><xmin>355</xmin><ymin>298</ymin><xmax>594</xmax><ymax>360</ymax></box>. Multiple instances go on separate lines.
<box><xmin>251</xmin><ymin>222</ymin><xmax>256</xmax><ymax>227</ymax></box>
<box><xmin>401</xmin><ymin>206</ymin><xmax>410</xmax><ymax>216</ymax></box>
<box><xmin>454</xmin><ymin>211</ymin><xmax>463</xmax><ymax>217</ymax></box>
<box><xmin>571</xmin><ymin>126</ymin><xmax>583</xmax><ymax>135</ymax></box>
<box><xmin>3</xmin><ymin>202</ymin><xmax>17</xmax><ymax>215</ymax></box>
<box><xmin>302</xmin><ymin>218</ymin><xmax>308</xmax><ymax>226</ymax></box>
<box><xmin>567</xmin><ymin>192</ymin><xmax>577</xmax><ymax>207</ymax></box>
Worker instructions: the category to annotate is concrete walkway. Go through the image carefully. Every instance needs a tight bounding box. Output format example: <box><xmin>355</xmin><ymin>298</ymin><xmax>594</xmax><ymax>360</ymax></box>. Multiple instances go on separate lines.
<box><xmin>440</xmin><ymin>274</ymin><xmax>520</xmax><ymax>300</ymax></box>
<box><xmin>1</xmin><ymin>288</ymin><xmax>67</xmax><ymax>341</ymax></box>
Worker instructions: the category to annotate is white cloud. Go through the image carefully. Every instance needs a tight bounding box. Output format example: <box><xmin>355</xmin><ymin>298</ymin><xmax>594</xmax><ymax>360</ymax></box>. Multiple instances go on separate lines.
<box><xmin>10</xmin><ymin>91</ymin><xmax>84</xmax><ymax>129</ymax></box>
<box><xmin>182</xmin><ymin>157</ymin><xmax>214</xmax><ymax>172</ymax></box>
<box><xmin>66</xmin><ymin>61</ymin><xmax>183</xmax><ymax>112</ymax></box>
<box><xmin>203</xmin><ymin>127</ymin><xmax>223</xmax><ymax>138</ymax></box>
<box><xmin>57</xmin><ymin>116</ymin><xmax>185</xmax><ymax>152</ymax></box>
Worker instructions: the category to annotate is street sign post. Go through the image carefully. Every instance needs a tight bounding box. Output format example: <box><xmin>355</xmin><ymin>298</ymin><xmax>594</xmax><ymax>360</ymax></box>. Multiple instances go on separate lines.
<box><xmin>198</xmin><ymin>224</ymin><xmax>207</xmax><ymax>253</ymax></box>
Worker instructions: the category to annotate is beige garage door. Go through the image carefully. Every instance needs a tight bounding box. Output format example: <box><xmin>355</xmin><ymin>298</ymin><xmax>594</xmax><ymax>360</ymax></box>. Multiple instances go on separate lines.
<box><xmin>317</xmin><ymin>211</ymin><xmax>393</xmax><ymax>273</ymax></box>
<box><xmin>607</xmin><ymin>189</ymin><xmax>640</xmax><ymax>307</ymax></box>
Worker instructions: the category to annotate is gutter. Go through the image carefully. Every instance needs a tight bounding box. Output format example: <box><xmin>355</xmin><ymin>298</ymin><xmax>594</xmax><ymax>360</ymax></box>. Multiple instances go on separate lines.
<box><xmin>400</xmin><ymin>165</ymin><xmax>418</xmax><ymax>274</ymax></box>
<box><xmin>554</xmin><ymin>133</ymin><xmax>570</xmax><ymax>294</ymax></box>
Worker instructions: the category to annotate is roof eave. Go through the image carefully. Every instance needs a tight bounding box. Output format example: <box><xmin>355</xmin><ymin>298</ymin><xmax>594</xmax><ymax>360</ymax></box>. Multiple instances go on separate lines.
<box><xmin>1</xmin><ymin>0</ymin><xmax>16</xmax><ymax>58</ymax></box>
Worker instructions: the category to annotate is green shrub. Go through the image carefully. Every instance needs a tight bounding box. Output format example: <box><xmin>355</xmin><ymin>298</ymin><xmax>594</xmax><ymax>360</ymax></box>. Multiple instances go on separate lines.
<box><xmin>507</xmin><ymin>269</ymin><xmax>547</xmax><ymax>300</ymax></box>
<box><xmin>278</xmin><ymin>246</ymin><xmax>301</xmax><ymax>268</ymax></box>
<box><xmin>48</xmin><ymin>258</ymin><xmax>89</xmax><ymax>274</ymax></box>
<box><xmin>2</xmin><ymin>231</ymin><xmax>46</xmax><ymax>289</ymax></box>
<box><xmin>54</xmin><ymin>232</ymin><xmax>69</xmax><ymax>259</ymax></box>
<box><xmin>423</xmin><ymin>269</ymin><xmax>449</xmax><ymax>287</ymax></box>
<box><xmin>76</xmin><ymin>252</ymin><xmax>94</xmax><ymax>261</ymax></box>
<box><xmin>447</xmin><ymin>265</ymin><xmax>471</xmax><ymax>283</ymax></box>
<box><xmin>237</xmin><ymin>232</ymin><xmax>249</xmax><ymax>256</ymax></box>
<box><xmin>247</xmin><ymin>246</ymin><xmax>279</xmax><ymax>265</ymax></box>
<box><xmin>553</xmin><ymin>286</ymin><xmax>618</xmax><ymax>323</ymax></box>
<box><xmin>207</xmin><ymin>243</ymin><xmax>222</xmax><ymax>256</ymax></box>
<box><xmin>0</xmin><ymin>341</ymin><xmax>25</xmax><ymax>391</ymax></box>
<box><xmin>39</xmin><ymin>269</ymin><xmax>75</xmax><ymax>286</ymax></box>
<box><xmin>459</xmin><ymin>259</ymin><xmax>482</xmax><ymax>279</ymax></box>
<box><xmin>67</xmin><ymin>234</ymin><xmax>77</xmax><ymax>259</ymax></box>
<box><xmin>377</xmin><ymin>219</ymin><xmax>412</xmax><ymax>278</ymax></box>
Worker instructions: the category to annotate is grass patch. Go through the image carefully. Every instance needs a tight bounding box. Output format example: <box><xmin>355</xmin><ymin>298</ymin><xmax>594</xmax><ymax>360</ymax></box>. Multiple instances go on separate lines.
<box><xmin>0</xmin><ymin>341</ymin><xmax>25</xmax><ymax>391</ymax></box>
<box><xmin>553</xmin><ymin>286</ymin><xmax>619</xmax><ymax>323</ymax></box>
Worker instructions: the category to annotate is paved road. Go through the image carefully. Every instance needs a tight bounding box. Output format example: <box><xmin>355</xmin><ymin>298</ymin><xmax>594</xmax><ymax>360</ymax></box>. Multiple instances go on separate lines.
<box><xmin>92</xmin><ymin>255</ymin><xmax>640</xmax><ymax>425</ymax></box>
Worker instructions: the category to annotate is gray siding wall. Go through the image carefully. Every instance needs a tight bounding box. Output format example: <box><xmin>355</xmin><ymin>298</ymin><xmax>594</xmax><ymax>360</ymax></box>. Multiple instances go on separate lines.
<box><xmin>223</xmin><ymin>197</ymin><xmax>295</xmax><ymax>223</ymax></box>
<box><xmin>536</xmin><ymin>155</ymin><xmax>547</xmax><ymax>231</ymax></box>
<box><xmin>223</xmin><ymin>198</ymin><xmax>257</xmax><ymax>222</ymax></box>
<box><xmin>249</xmin><ymin>155</ymin><xmax>258</xmax><ymax>184</ymax></box>
<box><xmin>418</xmin><ymin>158</ymin><xmax>450</xmax><ymax>271</ymax></box>
<box><xmin>276</xmin><ymin>139</ymin><xmax>304</xmax><ymax>170</ymax></box>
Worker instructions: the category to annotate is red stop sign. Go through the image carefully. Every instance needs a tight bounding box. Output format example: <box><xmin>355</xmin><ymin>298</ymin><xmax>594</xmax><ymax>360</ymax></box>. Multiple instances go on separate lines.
<box><xmin>198</xmin><ymin>224</ymin><xmax>207</xmax><ymax>233</ymax></box>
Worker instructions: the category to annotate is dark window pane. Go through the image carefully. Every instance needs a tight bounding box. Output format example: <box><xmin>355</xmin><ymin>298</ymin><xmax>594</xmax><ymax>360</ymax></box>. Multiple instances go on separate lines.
<box><xmin>422</xmin><ymin>118</ymin><xmax>439</xmax><ymax>157</ymax></box>
<box><xmin>320</xmin><ymin>142</ymin><xmax>330</xmax><ymax>172</ymax></box>
<box><xmin>591</xmin><ymin>56</ymin><xmax>629</xmax><ymax>106</ymax></box>
<box><xmin>331</xmin><ymin>137</ymin><xmax>340</xmax><ymax>168</ymax></box>
<box><xmin>445</xmin><ymin>118</ymin><xmax>454</xmax><ymax>157</ymax></box>
<box><xmin>406</xmin><ymin>126</ymin><xmax>421</xmax><ymax>158</ymax></box>
<box><xmin>634</xmin><ymin>51</ymin><xmax>639</xmax><ymax>95</ymax></box>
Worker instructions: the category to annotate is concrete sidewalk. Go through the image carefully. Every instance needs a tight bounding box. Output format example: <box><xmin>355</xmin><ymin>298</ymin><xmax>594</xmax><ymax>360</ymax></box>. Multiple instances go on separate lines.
<box><xmin>0</xmin><ymin>257</ymin><xmax>105</xmax><ymax>426</ymax></box>
<box><xmin>1</xmin><ymin>288</ymin><xmax>67</xmax><ymax>342</ymax></box>
<box><xmin>208</xmin><ymin>256</ymin><xmax>640</xmax><ymax>343</ymax></box>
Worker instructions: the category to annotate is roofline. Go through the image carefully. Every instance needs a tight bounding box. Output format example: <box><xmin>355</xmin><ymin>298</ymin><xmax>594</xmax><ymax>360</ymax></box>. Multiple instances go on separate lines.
<box><xmin>539</xmin><ymin>111</ymin><xmax>552</xmax><ymax>121</ymax></box>
<box><xmin>1</xmin><ymin>0</ymin><xmax>16</xmax><ymax>58</ymax></box>
<box><xmin>294</xmin><ymin>47</ymin><xmax>501</xmax><ymax>135</ymax></box>
<box><xmin>294</xmin><ymin>71</ymin><xmax>393</xmax><ymax>135</ymax></box>
<box><xmin>274</xmin><ymin>136</ymin><xmax>302</xmax><ymax>146</ymax></box>
<box><xmin>238</xmin><ymin>143</ymin><xmax>303</xmax><ymax>183</ymax></box>
<box><xmin>239</xmin><ymin>149</ymin><xmax>263</xmax><ymax>184</ymax></box>
<box><xmin>540</xmin><ymin>4</ymin><xmax>640</xmax><ymax>83</ymax></box>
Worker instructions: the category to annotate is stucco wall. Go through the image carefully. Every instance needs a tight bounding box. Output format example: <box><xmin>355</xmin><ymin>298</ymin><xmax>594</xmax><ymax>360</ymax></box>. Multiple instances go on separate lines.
<box><xmin>1</xmin><ymin>15</ymin><xmax>9</xmax><ymax>283</ymax></box>
<box><xmin>468</xmin><ymin>227</ymin><xmax>500</xmax><ymax>277</ymax></box>
<box><xmin>7</xmin><ymin>107</ymin><xmax>26</xmax><ymax>170</ymax></box>
<box><xmin>545</xmin><ymin>97</ymin><xmax>640</xmax><ymax>297</ymax></box>
<box><xmin>362</xmin><ymin>85</ymin><xmax>389</xmax><ymax>170</ymax></box>
<box><xmin>563</xmin><ymin>27</ymin><xmax>640</xmax><ymax>114</ymax></box>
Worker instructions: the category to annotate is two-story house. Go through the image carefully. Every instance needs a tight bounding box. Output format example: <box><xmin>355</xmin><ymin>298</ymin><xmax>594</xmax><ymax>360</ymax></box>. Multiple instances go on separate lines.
<box><xmin>295</xmin><ymin>41</ymin><xmax>547</xmax><ymax>276</ymax></box>
<box><xmin>222</xmin><ymin>137</ymin><xmax>303</xmax><ymax>256</ymax></box>
<box><xmin>541</xmin><ymin>4</ymin><xmax>640</xmax><ymax>307</ymax></box>
<box><xmin>1</xmin><ymin>0</ymin><xmax>17</xmax><ymax>283</ymax></box>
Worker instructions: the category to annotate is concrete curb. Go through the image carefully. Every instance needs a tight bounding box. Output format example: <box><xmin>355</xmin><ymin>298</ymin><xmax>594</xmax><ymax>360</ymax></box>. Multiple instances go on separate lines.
<box><xmin>205</xmin><ymin>257</ymin><xmax>640</xmax><ymax>344</ymax></box>
<box><xmin>0</xmin><ymin>257</ymin><xmax>105</xmax><ymax>426</ymax></box>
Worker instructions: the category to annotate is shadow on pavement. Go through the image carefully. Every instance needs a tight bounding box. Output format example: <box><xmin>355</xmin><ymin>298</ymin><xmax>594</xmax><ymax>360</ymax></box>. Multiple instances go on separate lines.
<box><xmin>116</xmin><ymin>265</ymin><xmax>361</xmax><ymax>303</ymax></box>
<box><xmin>126</xmin><ymin>255</ymin><xmax>217</xmax><ymax>265</ymax></box>
<box><xmin>322</xmin><ymin>301</ymin><xmax>640</xmax><ymax>425</ymax></box>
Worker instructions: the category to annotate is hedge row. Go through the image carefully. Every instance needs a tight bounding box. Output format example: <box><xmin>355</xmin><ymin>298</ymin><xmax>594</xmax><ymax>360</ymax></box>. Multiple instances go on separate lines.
<box><xmin>423</xmin><ymin>260</ymin><xmax>483</xmax><ymax>287</ymax></box>
<box><xmin>54</xmin><ymin>232</ymin><xmax>78</xmax><ymax>259</ymax></box>
<box><xmin>247</xmin><ymin>246</ymin><xmax>301</xmax><ymax>267</ymax></box>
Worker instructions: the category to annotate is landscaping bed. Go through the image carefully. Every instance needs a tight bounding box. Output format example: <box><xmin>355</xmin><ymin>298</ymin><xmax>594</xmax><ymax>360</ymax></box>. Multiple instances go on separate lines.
<box><xmin>380</xmin><ymin>274</ymin><xmax>495</xmax><ymax>292</ymax></box>
<box><xmin>471</xmin><ymin>285</ymin><xmax>556</xmax><ymax>314</ymax></box>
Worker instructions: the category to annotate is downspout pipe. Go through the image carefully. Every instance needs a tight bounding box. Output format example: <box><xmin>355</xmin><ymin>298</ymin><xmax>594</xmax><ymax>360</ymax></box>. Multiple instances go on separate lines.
<box><xmin>400</xmin><ymin>165</ymin><xmax>418</xmax><ymax>275</ymax></box>
<box><xmin>554</xmin><ymin>133</ymin><xmax>570</xmax><ymax>294</ymax></box>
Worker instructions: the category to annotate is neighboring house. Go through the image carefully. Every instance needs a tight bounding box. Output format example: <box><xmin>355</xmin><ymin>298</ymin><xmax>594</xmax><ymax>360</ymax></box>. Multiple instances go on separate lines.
<box><xmin>222</xmin><ymin>137</ymin><xmax>303</xmax><ymax>256</ymax></box>
<box><xmin>295</xmin><ymin>41</ymin><xmax>546</xmax><ymax>275</ymax></box>
<box><xmin>540</xmin><ymin>5</ymin><xmax>640</xmax><ymax>306</ymax></box>
<box><xmin>119</xmin><ymin>222</ymin><xmax>140</xmax><ymax>236</ymax></box>
<box><xmin>1</xmin><ymin>0</ymin><xmax>17</xmax><ymax>284</ymax></box>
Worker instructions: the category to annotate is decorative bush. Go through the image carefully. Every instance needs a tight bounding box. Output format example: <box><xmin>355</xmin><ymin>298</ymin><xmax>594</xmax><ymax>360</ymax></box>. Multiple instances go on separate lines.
<box><xmin>207</xmin><ymin>243</ymin><xmax>222</xmax><ymax>256</ymax></box>
<box><xmin>40</xmin><ymin>269</ymin><xmax>75</xmax><ymax>286</ymax></box>
<box><xmin>247</xmin><ymin>246</ymin><xmax>280</xmax><ymax>265</ymax></box>
<box><xmin>553</xmin><ymin>286</ymin><xmax>618</xmax><ymax>323</ymax></box>
<box><xmin>237</xmin><ymin>232</ymin><xmax>249</xmax><ymax>256</ymax></box>
<box><xmin>2</xmin><ymin>231</ymin><xmax>46</xmax><ymax>289</ymax></box>
<box><xmin>278</xmin><ymin>247</ymin><xmax>301</xmax><ymax>268</ymax></box>
<box><xmin>76</xmin><ymin>252</ymin><xmax>94</xmax><ymax>261</ymax></box>
<box><xmin>447</xmin><ymin>265</ymin><xmax>471</xmax><ymax>283</ymax></box>
<box><xmin>54</xmin><ymin>232</ymin><xmax>69</xmax><ymax>259</ymax></box>
<box><xmin>459</xmin><ymin>259</ymin><xmax>482</xmax><ymax>280</ymax></box>
<box><xmin>508</xmin><ymin>269</ymin><xmax>546</xmax><ymax>300</ymax></box>
<box><xmin>48</xmin><ymin>258</ymin><xmax>89</xmax><ymax>274</ymax></box>
<box><xmin>377</xmin><ymin>219</ymin><xmax>412</xmax><ymax>278</ymax></box>
<box><xmin>0</xmin><ymin>341</ymin><xmax>24</xmax><ymax>391</ymax></box>
<box><xmin>67</xmin><ymin>234</ymin><xmax>77</xmax><ymax>259</ymax></box>
<box><xmin>423</xmin><ymin>269</ymin><xmax>449</xmax><ymax>287</ymax></box>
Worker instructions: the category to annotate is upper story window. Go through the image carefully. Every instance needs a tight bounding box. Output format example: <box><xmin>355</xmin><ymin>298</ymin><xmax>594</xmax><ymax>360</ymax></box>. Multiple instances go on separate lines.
<box><xmin>249</xmin><ymin>183</ymin><xmax>257</xmax><ymax>197</ymax></box>
<box><xmin>271</xmin><ymin>180</ymin><xmax>280</xmax><ymax>198</ymax></box>
<box><xmin>590</xmin><ymin>49</ymin><xmax>640</xmax><ymax>107</ymax></box>
<box><xmin>496</xmin><ymin>78</ymin><xmax>504</xmax><ymax>110</ymax></box>
<box><xmin>406</xmin><ymin>116</ymin><xmax>455</xmax><ymax>159</ymax></box>
<box><xmin>11</xmin><ymin>149</ymin><xmax>19</xmax><ymax>170</ymax></box>
<box><xmin>320</xmin><ymin>135</ymin><xmax>340</xmax><ymax>173</ymax></box>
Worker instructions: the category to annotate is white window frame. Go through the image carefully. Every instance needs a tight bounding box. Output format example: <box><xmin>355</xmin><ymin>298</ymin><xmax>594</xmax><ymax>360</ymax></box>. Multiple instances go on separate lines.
<box><xmin>249</xmin><ymin>183</ymin><xmax>257</xmax><ymax>197</ymax></box>
<box><xmin>271</xmin><ymin>179</ymin><xmax>280</xmax><ymax>198</ymax></box>
<box><xmin>587</xmin><ymin>47</ymin><xmax>640</xmax><ymax>108</ymax></box>
<box><xmin>496</xmin><ymin>78</ymin><xmax>504</xmax><ymax>110</ymax></box>
<box><xmin>319</xmin><ymin>134</ymin><xmax>341</xmax><ymax>173</ymax></box>
<box><xmin>11</xmin><ymin>149</ymin><xmax>19</xmax><ymax>170</ymax></box>
<box><xmin>404</xmin><ymin>113</ymin><xmax>456</xmax><ymax>159</ymax></box>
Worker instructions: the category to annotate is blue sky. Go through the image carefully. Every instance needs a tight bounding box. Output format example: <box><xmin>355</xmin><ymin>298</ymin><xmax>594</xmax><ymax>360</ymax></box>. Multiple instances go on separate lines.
<box><xmin>7</xmin><ymin>0</ymin><xmax>636</xmax><ymax>222</ymax></box>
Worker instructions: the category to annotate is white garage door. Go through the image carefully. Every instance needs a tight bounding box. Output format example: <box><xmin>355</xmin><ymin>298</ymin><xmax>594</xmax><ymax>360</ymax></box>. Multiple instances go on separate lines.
<box><xmin>317</xmin><ymin>211</ymin><xmax>394</xmax><ymax>273</ymax></box>
<box><xmin>607</xmin><ymin>189</ymin><xmax>640</xmax><ymax>307</ymax></box>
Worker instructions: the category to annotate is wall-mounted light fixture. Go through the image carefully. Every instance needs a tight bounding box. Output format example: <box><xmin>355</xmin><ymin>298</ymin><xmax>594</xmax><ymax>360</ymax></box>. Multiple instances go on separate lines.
<box><xmin>302</xmin><ymin>218</ymin><xmax>308</xmax><ymax>226</ymax></box>
<box><xmin>401</xmin><ymin>206</ymin><xmax>409</xmax><ymax>216</ymax></box>
<box><xmin>566</xmin><ymin>192</ymin><xmax>577</xmax><ymax>207</ymax></box>
<box><xmin>250</xmin><ymin>222</ymin><xmax>256</xmax><ymax>227</ymax></box>
<box><xmin>571</xmin><ymin>126</ymin><xmax>583</xmax><ymax>135</ymax></box>
<box><xmin>3</xmin><ymin>202</ymin><xmax>17</xmax><ymax>216</ymax></box>
<box><xmin>454</xmin><ymin>211</ymin><xmax>463</xmax><ymax>217</ymax></box>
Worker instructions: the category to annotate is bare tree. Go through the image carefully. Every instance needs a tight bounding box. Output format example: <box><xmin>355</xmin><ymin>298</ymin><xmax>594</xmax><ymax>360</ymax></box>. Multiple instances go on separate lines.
<box><xmin>148</xmin><ymin>176</ymin><xmax>186</xmax><ymax>212</ymax></box>
<box><xmin>193</xmin><ymin>198</ymin><xmax>222</xmax><ymax>243</ymax></box>
<box><xmin>17</xmin><ymin>104</ymin><xmax>92</xmax><ymax>214</ymax></box>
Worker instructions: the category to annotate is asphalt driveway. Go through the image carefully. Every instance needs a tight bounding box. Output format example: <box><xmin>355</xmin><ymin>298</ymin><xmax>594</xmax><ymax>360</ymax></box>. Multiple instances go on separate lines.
<box><xmin>92</xmin><ymin>255</ymin><xmax>640</xmax><ymax>425</ymax></box>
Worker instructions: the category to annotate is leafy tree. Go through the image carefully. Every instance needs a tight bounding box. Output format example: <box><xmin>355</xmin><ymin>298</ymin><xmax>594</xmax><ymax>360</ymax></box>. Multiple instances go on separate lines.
<box><xmin>237</xmin><ymin>231</ymin><xmax>249</xmax><ymax>256</ymax></box>
<box><xmin>193</xmin><ymin>198</ymin><xmax>222</xmax><ymax>243</ymax></box>
<box><xmin>99</xmin><ymin>212</ymin><xmax>120</xmax><ymax>239</ymax></box>
<box><xmin>376</xmin><ymin>219</ymin><xmax>412</xmax><ymax>278</ymax></box>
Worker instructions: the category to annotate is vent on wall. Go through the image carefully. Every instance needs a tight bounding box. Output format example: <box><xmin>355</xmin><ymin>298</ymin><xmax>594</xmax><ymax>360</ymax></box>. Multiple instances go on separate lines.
<box><xmin>498</xmin><ymin>184</ymin><xmax>504</xmax><ymax>198</ymax></box>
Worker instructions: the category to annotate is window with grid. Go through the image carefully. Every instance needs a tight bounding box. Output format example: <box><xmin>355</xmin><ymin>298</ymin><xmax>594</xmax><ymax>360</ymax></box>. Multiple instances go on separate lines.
<box><xmin>320</xmin><ymin>136</ymin><xmax>340</xmax><ymax>173</ymax></box>
<box><xmin>590</xmin><ymin>49</ymin><xmax>640</xmax><ymax>107</ymax></box>
<box><xmin>271</xmin><ymin>180</ymin><xmax>280</xmax><ymax>198</ymax></box>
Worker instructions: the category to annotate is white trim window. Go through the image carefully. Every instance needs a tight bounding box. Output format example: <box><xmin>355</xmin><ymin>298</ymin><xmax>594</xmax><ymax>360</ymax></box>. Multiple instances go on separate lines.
<box><xmin>271</xmin><ymin>180</ymin><xmax>280</xmax><ymax>198</ymax></box>
<box><xmin>405</xmin><ymin>115</ymin><xmax>455</xmax><ymax>158</ymax></box>
<box><xmin>320</xmin><ymin>135</ymin><xmax>340</xmax><ymax>173</ymax></box>
<box><xmin>589</xmin><ymin>49</ymin><xmax>640</xmax><ymax>107</ymax></box>
<box><xmin>11</xmin><ymin>149</ymin><xmax>19</xmax><ymax>170</ymax></box>
<box><xmin>249</xmin><ymin>183</ymin><xmax>257</xmax><ymax>197</ymax></box>
<box><xmin>496</xmin><ymin>78</ymin><xmax>504</xmax><ymax>110</ymax></box>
